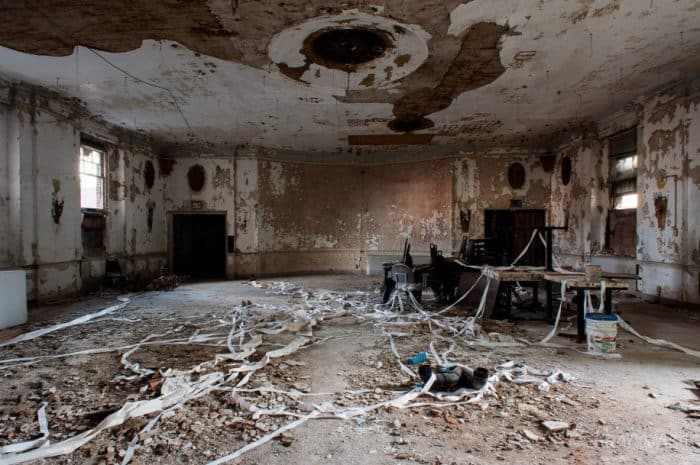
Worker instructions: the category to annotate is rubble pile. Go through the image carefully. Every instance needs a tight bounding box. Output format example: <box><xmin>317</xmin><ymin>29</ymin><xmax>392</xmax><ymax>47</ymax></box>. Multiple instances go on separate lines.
<box><xmin>147</xmin><ymin>274</ymin><xmax>184</xmax><ymax>292</ymax></box>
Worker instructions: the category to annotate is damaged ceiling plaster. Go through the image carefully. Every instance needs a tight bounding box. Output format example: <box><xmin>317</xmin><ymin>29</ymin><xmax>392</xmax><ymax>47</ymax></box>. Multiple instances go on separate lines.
<box><xmin>0</xmin><ymin>0</ymin><xmax>699</xmax><ymax>153</ymax></box>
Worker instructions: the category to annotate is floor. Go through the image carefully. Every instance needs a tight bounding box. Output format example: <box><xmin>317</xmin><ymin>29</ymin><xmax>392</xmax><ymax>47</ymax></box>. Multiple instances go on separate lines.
<box><xmin>0</xmin><ymin>274</ymin><xmax>698</xmax><ymax>465</ymax></box>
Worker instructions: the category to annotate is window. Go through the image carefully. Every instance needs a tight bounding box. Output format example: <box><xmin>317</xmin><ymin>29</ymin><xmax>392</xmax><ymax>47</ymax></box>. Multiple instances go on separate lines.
<box><xmin>606</xmin><ymin>128</ymin><xmax>637</xmax><ymax>256</ymax></box>
<box><xmin>609</xmin><ymin>128</ymin><xmax>638</xmax><ymax>210</ymax></box>
<box><xmin>80</xmin><ymin>144</ymin><xmax>106</xmax><ymax>211</ymax></box>
<box><xmin>80</xmin><ymin>141</ymin><xmax>106</xmax><ymax>252</ymax></box>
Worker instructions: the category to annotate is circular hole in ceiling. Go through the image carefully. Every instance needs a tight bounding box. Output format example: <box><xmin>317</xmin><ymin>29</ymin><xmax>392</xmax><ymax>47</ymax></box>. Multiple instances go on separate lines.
<box><xmin>188</xmin><ymin>164</ymin><xmax>206</xmax><ymax>192</ymax></box>
<box><xmin>388</xmin><ymin>117</ymin><xmax>434</xmax><ymax>132</ymax></box>
<box><xmin>305</xmin><ymin>27</ymin><xmax>393</xmax><ymax>70</ymax></box>
<box><xmin>561</xmin><ymin>156</ymin><xmax>572</xmax><ymax>186</ymax></box>
<box><xmin>144</xmin><ymin>160</ymin><xmax>155</xmax><ymax>189</ymax></box>
<box><xmin>508</xmin><ymin>162</ymin><xmax>526</xmax><ymax>189</ymax></box>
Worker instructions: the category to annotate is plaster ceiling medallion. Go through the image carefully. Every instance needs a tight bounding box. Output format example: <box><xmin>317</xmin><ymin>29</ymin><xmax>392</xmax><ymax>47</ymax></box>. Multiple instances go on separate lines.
<box><xmin>268</xmin><ymin>10</ymin><xmax>430</xmax><ymax>92</ymax></box>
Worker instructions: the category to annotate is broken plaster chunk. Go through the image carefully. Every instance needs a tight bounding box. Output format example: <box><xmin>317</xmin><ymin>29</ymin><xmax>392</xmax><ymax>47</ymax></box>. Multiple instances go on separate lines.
<box><xmin>522</xmin><ymin>429</ymin><xmax>542</xmax><ymax>442</ymax></box>
<box><xmin>279</xmin><ymin>432</ymin><xmax>294</xmax><ymax>447</ymax></box>
<box><xmin>291</xmin><ymin>382</ymin><xmax>310</xmax><ymax>392</ymax></box>
<box><xmin>284</xmin><ymin>360</ymin><xmax>307</xmax><ymax>367</ymax></box>
<box><xmin>666</xmin><ymin>402</ymin><xmax>700</xmax><ymax>413</ymax></box>
<box><xmin>542</xmin><ymin>420</ymin><xmax>571</xmax><ymax>432</ymax></box>
<box><xmin>556</xmin><ymin>395</ymin><xmax>578</xmax><ymax>406</ymax></box>
<box><xmin>518</xmin><ymin>403</ymin><xmax>548</xmax><ymax>420</ymax></box>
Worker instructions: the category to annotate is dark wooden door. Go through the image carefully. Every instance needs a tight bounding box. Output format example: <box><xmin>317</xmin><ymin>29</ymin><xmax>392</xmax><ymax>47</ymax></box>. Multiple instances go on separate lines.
<box><xmin>173</xmin><ymin>214</ymin><xmax>226</xmax><ymax>278</ymax></box>
<box><xmin>512</xmin><ymin>210</ymin><xmax>545</xmax><ymax>266</ymax></box>
<box><xmin>484</xmin><ymin>209</ymin><xmax>545</xmax><ymax>266</ymax></box>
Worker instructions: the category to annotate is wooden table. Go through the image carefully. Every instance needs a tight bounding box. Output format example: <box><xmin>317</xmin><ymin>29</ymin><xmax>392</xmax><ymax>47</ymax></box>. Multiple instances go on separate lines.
<box><xmin>481</xmin><ymin>267</ymin><xmax>546</xmax><ymax>317</ymax></box>
<box><xmin>543</xmin><ymin>273</ymin><xmax>628</xmax><ymax>340</ymax></box>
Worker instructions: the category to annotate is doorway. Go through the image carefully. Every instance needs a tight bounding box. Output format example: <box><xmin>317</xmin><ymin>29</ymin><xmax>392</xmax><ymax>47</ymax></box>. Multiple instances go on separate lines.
<box><xmin>172</xmin><ymin>213</ymin><xmax>226</xmax><ymax>279</ymax></box>
<box><xmin>484</xmin><ymin>209</ymin><xmax>546</xmax><ymax>266</ymax></box>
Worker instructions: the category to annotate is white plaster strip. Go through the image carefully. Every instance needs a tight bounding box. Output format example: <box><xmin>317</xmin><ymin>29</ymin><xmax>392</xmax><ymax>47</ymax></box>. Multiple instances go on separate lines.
<box><xmin>0</xmin><ymin>373</ymin><xmax>224</xmax><ymax>464</ymax></box>
<box><xmin>539</xmin><ymin>281</ymin><xmax>568</xmax><ymax>344</ymax></box>
<box><xmin>0</xmin><ymin>296</ymin><xmax>132</xmax><ymax>348</ymax></box>
<box><xmin>616</xmin><ymin>314</ymin><xmax>700</xmax><ymax>358</ymax></box>
<box><xmin>0</xmin><ymin>403</ymin><xmax>50</xmax><ymax>455</ymax></box>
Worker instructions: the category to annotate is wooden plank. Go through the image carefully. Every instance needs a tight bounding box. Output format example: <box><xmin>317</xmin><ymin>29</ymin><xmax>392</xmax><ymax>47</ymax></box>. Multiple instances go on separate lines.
<box><xmin>601</xmin><ymin>272</ymin><xmax>641</xmax><ymax>280</ymax></box>
<box><xmin>484</xmin><ymin>269</ymin><xmax>544</xmax><ymax>281</ymax></box>
<box><xmin>543</xmin><ymin>273</ymin><xmax>628</xmax><ymax>290</ymax></box>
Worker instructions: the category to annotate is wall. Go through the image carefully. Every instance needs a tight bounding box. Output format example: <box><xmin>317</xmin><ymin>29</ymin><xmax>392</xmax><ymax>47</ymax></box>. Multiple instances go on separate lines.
<box><xmin>362</xmin><ymin>160</ymin><xmax>453</xmax><ymax>263</ymax></box>
<box><xmin>152</xmin><ymin>151</ymin><xmax>551</xmax><ymax>278</ymax></box>
<box><xmin>454</xmin><ymin>153</ymin><xmax>552</xmax><ymax>250</ymax></box>
<box><xmin>551</xmin><ymin>138</ymin><xmax>600</xmax><ymax>268</ymax></box>
<box><xmin>549</xmin><ymin>83</ymin><xmax>700</xmax><ymax>303</ymax></box>
<box><xmin>6</xmin><ymin>81</ymin><xmax>697</xmax><ymax>303</ymax></box>
<box><xmin>235</xmin><ymin>158</ymin><xmax>456</xmax><ymax>276</ymax></box>
<box><xmin>102</xmin><ymin>147</ymin><xmax>166</xmax><ymax>286</ymax></box>
<box><xmin>637</xmin><ymin>87</ymin><xmax>700</xmax><ymax>302</ymax></box>
<box><xmin>255</xmin><ymin>161</ymin><xmax>361</xmax><ymax>274</ymax></box>
<box><xmin>0</xmin><ymin>95</ymin><xmax>166</xmax><ymax>301</ymax></box>
<box><xmin>0</xmin><ymin>104</ymin><xmax>11</xmax><ymax>266</ymax></box>
<box><xmin>162</xmin><ymin>157</ymin><xmax>236</xmax><ymax>276</ymax></box>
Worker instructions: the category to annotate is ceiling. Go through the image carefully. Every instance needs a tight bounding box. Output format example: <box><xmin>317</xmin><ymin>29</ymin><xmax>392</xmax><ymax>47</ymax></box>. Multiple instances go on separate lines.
<box><xmin>0</xmin><ymin>0</ymin><xmax>699</xmax><ymax>153</ymax></box>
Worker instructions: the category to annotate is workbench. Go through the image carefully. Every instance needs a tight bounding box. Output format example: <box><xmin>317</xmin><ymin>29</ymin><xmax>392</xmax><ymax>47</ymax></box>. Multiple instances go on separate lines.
<box><xmin>480</xmin><ymin>266</ymin><xmax>546</xmax><ymax>317</ymax></box>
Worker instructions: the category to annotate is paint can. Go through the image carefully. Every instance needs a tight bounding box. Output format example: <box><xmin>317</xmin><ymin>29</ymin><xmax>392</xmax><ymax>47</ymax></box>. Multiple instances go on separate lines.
<box><xmin>585</xmin><ymin>313</ymin><xmax>618</xmax><ymax>354</ymax></box>
<box><xmin>584</xmin><ymin>264</ymin><xmax>601</xmax><ymax>283</ymax></box>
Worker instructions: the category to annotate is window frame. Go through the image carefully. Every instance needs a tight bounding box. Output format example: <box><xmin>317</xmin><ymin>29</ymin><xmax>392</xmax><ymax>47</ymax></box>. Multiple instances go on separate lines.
<box><xmin>79</xmin><ymin>138</ymin><xmax>108</xmax><ymax>253</ymax></box>
<box><xmin>605</xmin><ymin>127</ymin><xmax>638</xmax><ymax>257</ymax></box>
<box><xmin>79</xmin><ymin>142</ymin><xmax>107</xmax><ymax>213</ymax></box>
<box><xmin>608</xmin><ymin>128</ymin><xmax>638</xmax><ymax>211</ymax></box>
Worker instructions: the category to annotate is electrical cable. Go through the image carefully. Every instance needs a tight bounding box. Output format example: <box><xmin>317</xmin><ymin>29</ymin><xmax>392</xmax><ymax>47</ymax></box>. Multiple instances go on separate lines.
<box><xmin>85</xmin><ymin>47</ymin><xmax>196</xmax><ymax>138</ymax></box>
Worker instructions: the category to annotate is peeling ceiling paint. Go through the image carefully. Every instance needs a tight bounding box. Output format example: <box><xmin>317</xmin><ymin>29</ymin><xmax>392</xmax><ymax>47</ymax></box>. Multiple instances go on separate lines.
<box><xmin>0</xmin><ymin>0</ymin><xmax>698</xmax><ymax>153</ymax></box>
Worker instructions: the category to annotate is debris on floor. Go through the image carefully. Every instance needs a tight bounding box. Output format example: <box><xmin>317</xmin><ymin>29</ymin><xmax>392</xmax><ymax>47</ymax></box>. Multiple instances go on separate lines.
<box><xmin>0</xmin><ymin>278</ymin><xmax>697</xmax><ymax>465</ymax></box>
<box><xmin>146</xmin><ymin>274</ymin><xmax>185</xmax><ymax>292</ymax></box>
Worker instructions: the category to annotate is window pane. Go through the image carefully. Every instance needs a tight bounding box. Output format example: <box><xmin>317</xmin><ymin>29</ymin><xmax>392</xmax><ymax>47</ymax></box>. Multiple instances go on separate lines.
<box><xmin>612</xmin><ymin>178</ymin><xmax>636</xmax><ymax>196</ymax></box>
<box><xmin>609</xmin><ymin>128</ymin><xmax>637</xmax><ymax>156</ymax></box>
<box><xmin>614</xmin><ymin>155</ymin><xmax>637</xmax><ymax>176</ymax></box>
<box><xmin>614</xmin><ymin>193</ymin><xmax>638</xmax><ymax>210</ymax></box>
<box><xmin>79</xmin><ymin>144</ymin><xmax>105</xmax><ymax>210</ymax></box>
<box><xmin>81</xmin><ymin>175</ymin><xmax>98</xmax><ymax>209</ymax></box>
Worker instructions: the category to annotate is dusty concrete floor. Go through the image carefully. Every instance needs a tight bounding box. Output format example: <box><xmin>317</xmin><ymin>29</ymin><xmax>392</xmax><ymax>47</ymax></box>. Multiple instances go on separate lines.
<box><xmin>0</xmin><ymin>274</ymin><xmax>699</xmax><ymax>465</ymax></box>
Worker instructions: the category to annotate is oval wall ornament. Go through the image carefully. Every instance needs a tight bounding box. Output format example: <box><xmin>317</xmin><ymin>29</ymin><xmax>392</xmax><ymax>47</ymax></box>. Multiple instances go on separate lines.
<box><xmin>561</xmin><ymin>156</ymin><xmax>572</xmax><ymax>186</ymax></box>
<box><xmin>508</xmin><ymin>162</ymin><xmax>526</xmax><ymax>189</ymax></box>
<box><xmin>188</xmin><ymin>164</ymin><xmax>206</xmax><ymax>192</ymax></box>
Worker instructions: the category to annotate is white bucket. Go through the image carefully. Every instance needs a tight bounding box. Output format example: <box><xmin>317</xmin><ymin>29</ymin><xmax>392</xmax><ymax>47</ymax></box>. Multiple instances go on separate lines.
<box><xmin>585</xmin><ymin>313</ymin><xmax>618</xmax><ymax>353</ymax></box>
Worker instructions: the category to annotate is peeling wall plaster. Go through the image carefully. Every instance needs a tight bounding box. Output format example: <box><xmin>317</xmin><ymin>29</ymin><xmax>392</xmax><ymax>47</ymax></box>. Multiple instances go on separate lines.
<box><xmin>549</xmin><ymin>85</ymin><xmax>700</xmax><ymax>303</ymax></box>
<box><xmin>0</xmin><ymin>104</ymin><xmax>11</xmax><ymax>265</ymax></box>
<box><xmin>0</xmin><ymin>99</ymin><xmax>167</xmax><ymax>300</ymax></box>
<box><xmin>550</xmin><ymin>139</ymin><xmax>600</xmax><ymax>266</ymax></box>
<box><xmin>636</xmin><ymin>88</ymin><xmax>700</xmax><ymax>302</ymax></box>
<box><xmin>453</xmin><ymin>153</ymin><xmax>551</xmax><ymax>251</ymax></box>
<box><xmin>2</xmin><ymin>81</ymin><xmax>699</xmax><ymax>303</ymax></box>
<box><xmin>248</xmin><ymin>159</ymin><xmax>453</xmax><ymax>274</ymax></box>
<box><xmin>163</xmin><ymin>157</ymin><xmax>237</xmax><ymax>276</ymax></box>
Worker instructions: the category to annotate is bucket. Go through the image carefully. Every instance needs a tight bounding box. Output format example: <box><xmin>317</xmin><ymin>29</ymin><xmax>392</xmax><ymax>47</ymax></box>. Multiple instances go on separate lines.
<box><xmin>585</xmin><ymin>313</ymin><xmax>618</xmax><ymax>353</ymax></box>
